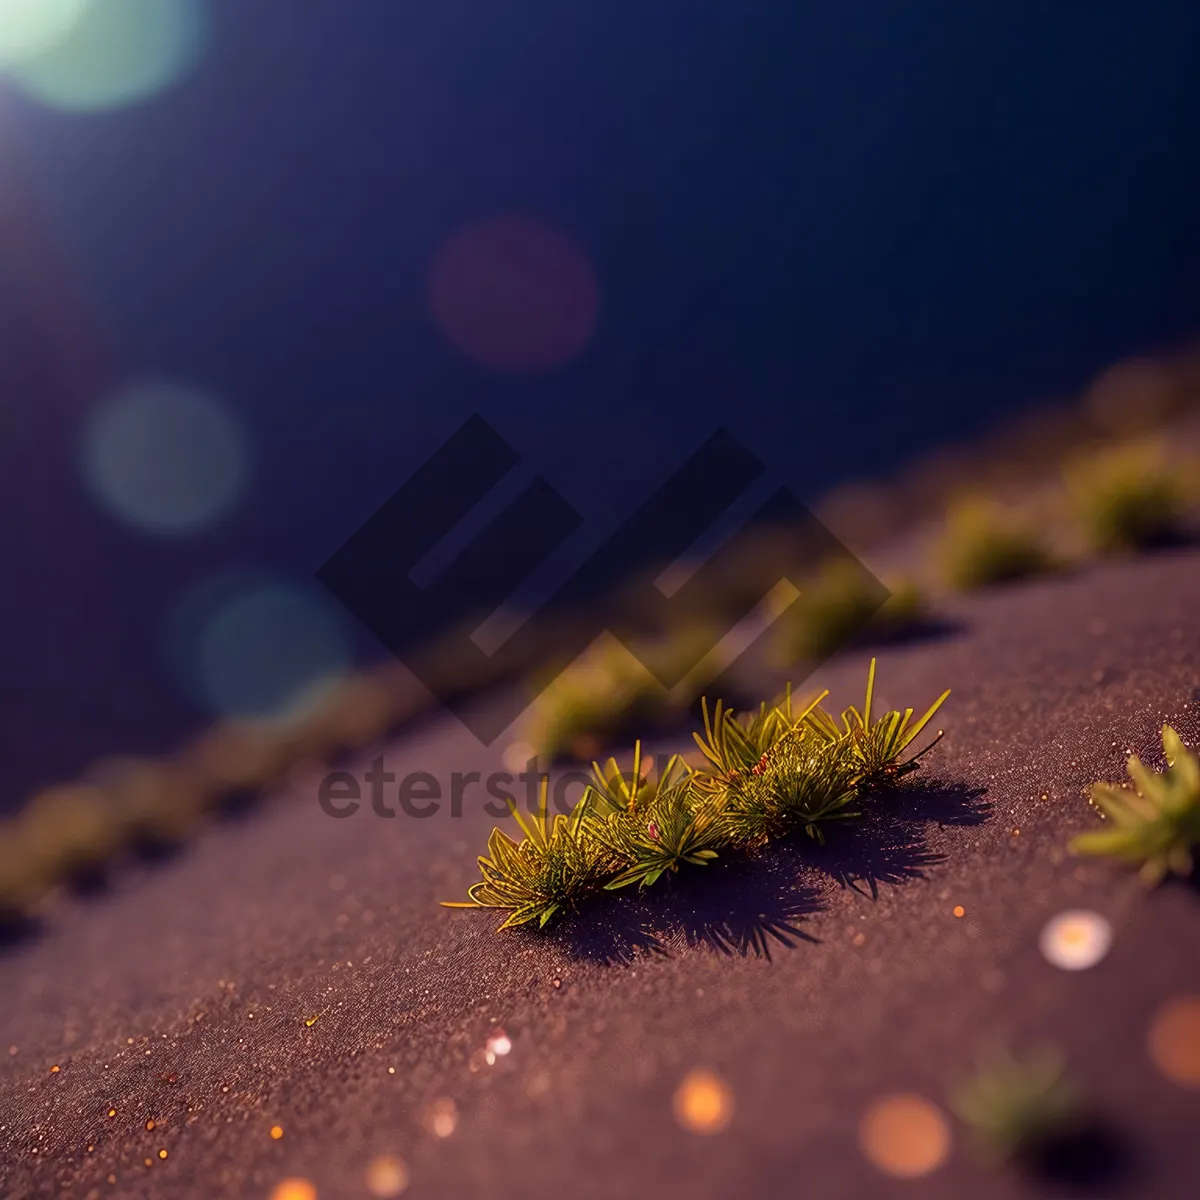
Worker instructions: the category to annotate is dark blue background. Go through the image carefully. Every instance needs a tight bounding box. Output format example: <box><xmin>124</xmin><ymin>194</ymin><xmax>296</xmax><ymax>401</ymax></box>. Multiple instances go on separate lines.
<box><xmin>3</xmin><ymin>1</ymin><xmax>1199</xmax><ymax>806</ymax></box>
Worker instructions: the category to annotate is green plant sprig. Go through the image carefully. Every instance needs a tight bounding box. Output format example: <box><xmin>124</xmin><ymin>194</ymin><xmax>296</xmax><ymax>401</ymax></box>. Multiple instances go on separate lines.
<box><xmin>441</xmin><ymin>777</ymin><xmax>609</xmax><ymax>930</ymax></box>
<box><xmin>588</xmin><ymin>752</ymin><xmax>727</xmax><ymax>891</ymax></box>
<box><xmin>443</xmin><ymin>659</ymin><xmax>951</xmax><ymax>931</ymax></box>
<box><xmin>716</xmin><ymin>727</ymin><xmax>861</xmax><ymax>847</ymax></box>
<box><xmin>951</xmin><ymin>1048</ymin><xmax>1082</xmax><ymax>1165</ymax></box>
<box><xmin>1070</xmin><ymin>725</ymin><xmax>1200</xmax><ymax>884</ymax></box>
<box><xmin>803</xmin><ymin>658</ymin><xmax>951</xmax><ymax>789</ymax></box>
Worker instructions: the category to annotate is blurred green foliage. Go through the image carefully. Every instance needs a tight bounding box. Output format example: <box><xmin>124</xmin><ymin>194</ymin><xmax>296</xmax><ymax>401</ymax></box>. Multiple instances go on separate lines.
<box><xmin>936</xmin><ymin>498</ymin><xmax>1055</xmax><ymax>591</ymax></box>
<box><xmin>951</xmin><ymin>1048</ymin><xmax>1082</xmax><ymax>1165</ymax></box>
<box><xmin>774</xmin><ymin>560</ymin><xmax>926</xmax><ymax>663</ymax></box>
<box><xmin>1071</xmin><ymin>725</ymin><xmax>1200</xmax><ymax>884</ymax></box>
<box><xmin>1066</xmin><ymin>439</ymin><xmax>1188</xmax><ymax>554</ymax></box>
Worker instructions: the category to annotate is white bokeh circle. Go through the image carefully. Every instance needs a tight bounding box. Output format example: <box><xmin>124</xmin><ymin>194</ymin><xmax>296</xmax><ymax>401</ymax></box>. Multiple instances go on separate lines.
<box><xmin>83</xmin><ymin>380</ymin><xmax>249</xmax><ymax>534</ymax></box>
<box><xmin>1039</xmin><ymin>909</ymin><xmax>1113</xmax><ymax>971</ymax></box>
<box><xmin>0</xmin><ymin>0</ymin><xmax>88</xmax><ymax>66</ymax></box>
<box><xmin>5</xmin><ymin>0</ymin><xmax>205</xmax><ymax>112</ymax></box>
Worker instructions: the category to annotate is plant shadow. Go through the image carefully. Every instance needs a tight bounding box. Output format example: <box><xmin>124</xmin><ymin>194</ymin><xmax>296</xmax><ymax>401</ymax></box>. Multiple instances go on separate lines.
<box><xmin>855</xmin><ymin>614</ymin><xmax>967</xmax><ymax>651</ymax></box>
<box><xmin>810</xmin><ymin>779</ymin><xmax>990</xmax><ymax>899</ymax></box>
<box><xmin>558</xmin><ymin>851</ymin><xmax>825</xmax><ymax>966</ymax></box>
<box><xmin>555</xmin><ymin>892</ymin><xmax>670</xmax><ymax>966</ymax></box>
<box><xmin>559</xmin><ymin>780</ymin><xmax>989</xmax><ymax>966</ymax></box>
<box><xmin>657</xmin><ymin>849</ymin><xmax>825</xmax><ymax>959</ymax></box>
<box><xmin>901</xmin><ymin>778</ymin><xmax>993</xmax><ymax>826</ymax></box>
<box><xmin>0</xmin><ymin>911</ymin><xmax>44</xmax><ymax>952</ymax></box>
<box><xmin>1022</xmin><ymin>1118</ymin><xmax>1137</xmax><ymax>1192</ymax></box>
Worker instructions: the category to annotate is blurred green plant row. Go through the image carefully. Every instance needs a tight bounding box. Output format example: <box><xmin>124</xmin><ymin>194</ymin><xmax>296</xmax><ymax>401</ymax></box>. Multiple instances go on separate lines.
<box><xmin>936</xmin><ymin>436</ymin><xmax>1199</xmax><ymax>591</ymax></box>
<box><xmin>519</xmin><ymin>436</ymin><xmax>1197</xmax><ymax>766</ymax></box>
<box><xmin>0</xmin><ymin>664</ymin><xmax>426</xmax><ymax>926</ymax></box>
<box><xmin>821</xmin><ymin>347</ymin><xmax>1200</xmax><ymax>551</ymax></box>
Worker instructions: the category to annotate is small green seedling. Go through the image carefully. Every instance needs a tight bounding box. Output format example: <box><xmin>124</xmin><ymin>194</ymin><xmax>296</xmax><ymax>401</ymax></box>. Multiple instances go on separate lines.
<box><xmin>586</xmin><ymin>748</ymin><xmax>726</xmax><ymax>891</ymax></box>
<box><xmin>951</xmin><ymin>1048</ymin><xmax>1082</xmax><ymax>1165</ymax></box>
<box><xmin>1070</xmin><ymin>725</ymin><xmax>1200</xmax><ymax>884</ymax></box>
<box><xmin>716</xmin><ymin>725</ymin><xmax>861</xmax><ymax>847</ymax></box>
<box><xmin>689</xmin><ymin>684</ymin><xmax>860</xmax><ymax>845</ymax></box>
<box><xmin>804</xmin><ymin>657</ymin><xmax>950</xmax><ymax>789</ymax></box>
<box><xmin>441</xmin><ymin>777</ymin><xmax>607</xmax><ymax>930</ymax></box>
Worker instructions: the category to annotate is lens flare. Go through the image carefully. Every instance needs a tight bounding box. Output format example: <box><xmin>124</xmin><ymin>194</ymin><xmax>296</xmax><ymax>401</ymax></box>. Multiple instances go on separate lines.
<box><xmin>169</xmin><ymin>575</ymin><xmax>351</xmax><ymax>724</ymax></box>
<box><xmin>5</xmin><ymin>0</ymin><xmax>205</xmax><ymax>112</ymax></box>
<box><xmin>0</xmin><ymin>0</ymin><xmax>87</xmax><ymax>66</ymax></box>
<box><xmin>197</xmin><ymin>585</ymin><xmax>349</xmax><ymax>723</ymax></box>
<box><xmin>83</xmin><ymin>380</ymin><xmax>248</xmax><ymax>534</ymax></box>
<box><xmin>429</xmin><ymin>215</ymin><xmax>599</xmax><ymax>372</ymax></box>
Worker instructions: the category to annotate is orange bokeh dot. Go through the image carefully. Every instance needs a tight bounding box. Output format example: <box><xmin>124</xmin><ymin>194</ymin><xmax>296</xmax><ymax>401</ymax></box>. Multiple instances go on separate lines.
<box><xmin>365</xmin><ymin>1154</ymin><xmax>410</xmax><ymax>1197</ymax></box>
<box><xmin>270</xmin><ymin>1179</ymin><xmax>317</xmax><ymax>1200</ymax></box>
<box><xmin>1148</xmin><ymin>996</ymin><xmax>1200</xmax><ymax>1087</ymax></box>
<box><xmin>859</xmin><ymin>1093</ymin><xmax>951</xmax><ymax>1178</ymax></box>
<box><xmin>672</xmin><ymin>1068</ymin><xmax>734</xmax><ymax>1134</ymax></box>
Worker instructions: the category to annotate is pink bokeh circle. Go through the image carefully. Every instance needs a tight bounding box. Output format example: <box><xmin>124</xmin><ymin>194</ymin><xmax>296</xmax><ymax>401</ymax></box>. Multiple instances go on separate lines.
<box><xmin>428</xmin><ymin>215</ymin><xmax>599</xmax><ymax>372</ymax></box>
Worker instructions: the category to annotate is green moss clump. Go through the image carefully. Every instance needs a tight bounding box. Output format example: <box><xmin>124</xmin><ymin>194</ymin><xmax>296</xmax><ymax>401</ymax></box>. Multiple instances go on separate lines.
<box><xmin>773</xmin><ymin>561</ymin><xmax>927</xmax><ymax>664</ymax></box>
<box><xmin>936</xmin><ymin>498</ymin><xmax>1055</xmax><ymax>591</ymax></box>
<box><xmin>517</xmin><ymin>639</ymin><xmax>670</xmax><ymax>763</ymax></box>
<box><xmin>1066</xmin><ymin>440</ymin><xmax>1188</xmax><ymax>554</ymax></box>
<box><xmin>445</xmin><ymin>660</ymin><xmax>950</xmax><ymax>931</ymax></box>
<box><xmin>518</xmin><ymin>627</ymin><xmax>723</xmax><ymax>763</ymax></box>
<box><xmin>441</xmin><ymin>777</ymin><xmax>610</xmax><ymax>930</ymax></box>
<box><xmin>88</xmin><ymin>758</ymin><xmax>207</xmax><ymax>854</ymax></box>
<box><xmin>18</xmin><ymin>785</ymin><xmax>123</xmax><ymax>889</ymax></box>
<box><xmin>0</xmin><ymin>834</ymin><xmax>51</xmax><ymax>925</ymax></box>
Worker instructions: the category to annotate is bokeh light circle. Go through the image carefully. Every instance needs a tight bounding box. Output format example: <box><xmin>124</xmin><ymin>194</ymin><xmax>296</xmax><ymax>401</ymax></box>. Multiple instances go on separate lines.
<box><xmin>858</xmin><ymin>1093</ymin><xmax>951</xmax><ymax>1178</ymax></box>
<box><xmin>0</xmin><ymin>0</ymin><xmax>87</xmax><ymax>66</ymax></box>
<box><xmin>5</xmin><ymin>0</ymin><xmax>205</xmax><ymax>112</ymax></box>
<box><xmin>1147</xmin><ymin>996</ymin><xmax>1200</xmax><ymax>1088</ymax></box>
<box><xmin>1038</xmin><ymin>909</ymin><xmax>1113</xmax><ymax>971</ymax></box>
<box><xmin>268</xmin><ymin>1181</ymin><xmax>316</xmax><ymax>1200</ymax></box>
<box><xmin>671</xmin><ymin>1068</ymin><xmax>734</xmax><ymax>1135</ymax></box>
<box><xmin>168</xmin><ymin>574</ymin><xmax>352</xmax><ymax>724</ymax></box>
<box><xmin>83</xmin><ymin>380</ymin><xmax>248</xmax><ymax>534</ymax></box>
<box><xmin>429</xmin><ymin>215</ymin><xmax>599</xmax><ymax>372</ymax></box>
<box><xmin>364</xmin><ymin>1155</ymin><xmax>410</xmax><ymax>1198</ymax></box>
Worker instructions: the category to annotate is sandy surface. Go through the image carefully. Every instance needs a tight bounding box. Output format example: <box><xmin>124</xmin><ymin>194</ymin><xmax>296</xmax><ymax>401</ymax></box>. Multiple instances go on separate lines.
<box><xmin>1</xmin><ymin>548</ymin><xmax>1199</xmax><ymax>1199</ymax></box>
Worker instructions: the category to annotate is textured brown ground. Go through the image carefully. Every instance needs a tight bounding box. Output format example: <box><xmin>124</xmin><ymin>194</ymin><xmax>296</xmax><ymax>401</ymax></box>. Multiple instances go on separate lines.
<box><xmin>1</xmin><ymin>548</ymin><xmax>1199</xmax><ymax>1200</ymax></box>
